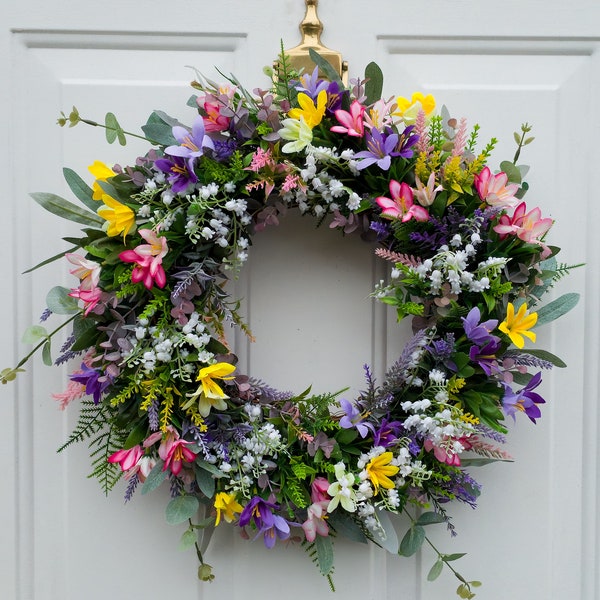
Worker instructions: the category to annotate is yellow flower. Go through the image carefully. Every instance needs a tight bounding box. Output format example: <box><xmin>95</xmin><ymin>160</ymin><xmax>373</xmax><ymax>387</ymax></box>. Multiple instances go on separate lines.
<box><xmin>187</xmin><ymin>362</ymin><xmax>236</xmax><ymax>417</ymax></box>
<box><xmin>366</xmin><ymin>451</ymin><xmax>399</xmax><ymax>495</ymax></box>
<box><xmin>499</xmin><ymin>302</ymin><xmax>537</xmax><ymax>349</ymax></box>
<box><xmin>97</xmin><ymin>193</ymin><xmax>136</xmax><ymax>238</ymax></box>
<box><xmin>288</xmin><ymin>90</ymin><xmax>327</xmax><ymax>129</ymax></box>
<box><xmin>88</xmin><ymin>160</ymin><xmax>115</xmax><ymax>200</ymax></box>
<box><xmin>394</xmin><ymin>92</ymin><xmax>436</xmax><ymax>125</ymax></box>
<box><xmin>214</xmin><ymin>492</ymin><xmax>243</xmax><ymax>526</ymax></box>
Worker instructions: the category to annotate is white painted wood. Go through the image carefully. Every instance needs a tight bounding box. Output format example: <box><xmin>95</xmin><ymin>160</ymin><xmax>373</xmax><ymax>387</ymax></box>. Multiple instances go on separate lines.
<box><xmin>1</xmin><ymin>1</ymin><xmax>598</xmax><ymax>599</ymax></box>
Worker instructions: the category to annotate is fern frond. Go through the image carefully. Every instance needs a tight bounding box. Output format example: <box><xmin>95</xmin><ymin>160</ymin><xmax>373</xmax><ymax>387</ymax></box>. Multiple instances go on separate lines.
<box><xmin>88</xmin><ymin>425</ymin><xmax>128</xmax><ymax>495</ymax></box>
<box><xmin>57</xmin><ymin>399</ymin><xmax>111</xmax><ymax>453</ymax></box>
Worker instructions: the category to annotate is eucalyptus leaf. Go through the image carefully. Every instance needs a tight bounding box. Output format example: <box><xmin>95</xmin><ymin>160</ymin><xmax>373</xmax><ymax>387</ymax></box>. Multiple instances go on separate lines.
<box><xmin>195</xmin><ymin>466</ymin><xmax>216</xmax><ymax>498</ymax></box>
<box><xmin>427</xmin><ymin>559</ymin><xmax>444</xmax><ymax>582</ymax></box>
<box><xmin>499</xmin><ymin>160</ymin><xmax>522</xmax><ymax>184</ymax></box>
<box><xmin>443</xmin><ymin>552</ymin><xmax>467</xmax><ymax>562</ymax></box>
<box><xmin>364</xmin><ymin>61</ymin><xmax>384</xmax><ymax>105</ymax></box>
<box><xmin>308</xmin><ymin>48</ymin><xmax>343</xmax><ymax>85</ymax></box>
<box><xmin>30</xmin><ymin>192</ymin><xmax>104</xmax><ymax>227</ymax></box>
<box><xmin>141</xmin><ymin>110</ymin><xmax>179</xmax><ymax>146</ymax></box>
<box><xmin>21</xmin><ymin>325</ymin><xmax>48</xmax><ymax>344</ymax></box>
<box><xmin>315</xmin><ymin>534</ymin><xmax>335</xmax><ymax>575</ymax></box>
<box><xmin>105</xmin><ymin>112</ymin><xmax>126</xmax><ymax>146</ymax></box>
<box><xmin>141</xmin><ymin>460</ymin><xmax>167</xmax><ymax>494</ymax></box>
<box><xmin>327</xmin><ymin>511</ymin><xmax>368</xmax><ymax>544</ymax></box>
<box><xmin>416</xmin><ymin>511</ymin><xmax>446</xmax><ymax>526</ymax></box>
<box><xmin>399</xmin><ymin>524</ymin><xmax>425</xmax><ymax>557</ymax></box>
<box><xmin>63</xmin><ymin>167</ymin><xmax>97</xmax><ymax>212</ymax></box>
<box><xmin>370</xmin><ymin>508</ymin><xmax>399</xmax><ymax>554</ymax></box>
<box><xmin>166</xmin><ymin>495</ymin><xmax>200</xmax><ymax>525</ymax></box>
<box><xmin>535</xmin><ymin>293</ymin><xmax>579</xmax><ymax>327</ymax></box>
<box><xmin>42</xmin><ymin>340</ymin><xmax>52</xmax><ymax>366</ymax></box>
<box><xmin>179</xmin><ymin>529</ymin><xmax>197</xmax><ymax>550</ymax></box>
<box><xmin>196</xmin><ymin>460</ymin><xmax>225</xmax><ymax>479</ymax></box>
<box><xmin>46</xmin><ymin>286</ymin><xmax>80</xmax><ymax>315</ymax></box>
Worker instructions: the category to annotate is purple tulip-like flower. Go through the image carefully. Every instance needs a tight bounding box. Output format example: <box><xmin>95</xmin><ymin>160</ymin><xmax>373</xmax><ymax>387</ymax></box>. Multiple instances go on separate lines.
<box><xmin>154</xmin><ymin>155</ymin><xmax>198</xmax><ymax>194</ymax></box>
<box><xmin>372</xmin><ymin>417</ymin><xmax>403</xmax><ymax>448</ymax></box>
<box><xmin>469</xmin><ymin>339</ymin><xmax>501</xmax><ymax>376</ymax></box>
<box><xmin>502</xmin><ymin>372</ymin><xmax>546</xmax><ymax>423</ymax></box>
<box><xmin>339</xmin><ymin>399</ymin><xmax>374</xmax><ymax>438</ymax></box>
<box><xmin>395</xmin><ymin>125</ymin><xmax>419</xmax><ymax>159</ymax></box>
<box><xmin>238</xmin><ymin>496</ymin><xmax>279</xmax><ymax>530</ymax></box>
<box><xmin>70</xmin><ymin>363</ymin><xmax>112</xmax><ymax>404</ymax></box>
<box><xmin>295</xmin><ymin>66</ymin><xmax>329</xmax><ymax>98</ymax></box>
<box><xmin>165</xmin><ymin>116</ymin><xmax>214</xmax><ymax>162</ymax></box>
<box><xmin>462</xmin><ymin>307</ymin><xmax>500</xmax><ymax>346</ymax></box>
<box><xmin>353</xmin><ymin>128</ymin><xmax>399</xmax><ymax>170</ymax></box>
<box><xmin>258</xmin><ymin>514</ymin><xmax>291</xmax><ymax>549</ymax></box>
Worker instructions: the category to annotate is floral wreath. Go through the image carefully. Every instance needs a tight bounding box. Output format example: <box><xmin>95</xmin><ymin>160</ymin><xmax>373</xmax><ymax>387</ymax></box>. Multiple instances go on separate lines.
<box><xmin>2</xmin><ymin>49</ymin><xmax>580</xmax><ymax>598</ymax></box>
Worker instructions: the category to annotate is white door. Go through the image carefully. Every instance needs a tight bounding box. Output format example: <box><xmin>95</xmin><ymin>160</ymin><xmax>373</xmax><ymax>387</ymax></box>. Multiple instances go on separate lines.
<box><xmin>1</xmin><ymin>2</ymin><xmax>599</xmax><ymax>599</ymax></box>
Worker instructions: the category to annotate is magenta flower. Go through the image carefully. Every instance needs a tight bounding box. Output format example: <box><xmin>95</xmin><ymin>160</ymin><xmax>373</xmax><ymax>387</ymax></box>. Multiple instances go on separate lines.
<box><xmin>69</xmin><ymin>285</ymin><xmax>104</xmax><ymax>316</ymax></box>
<box><xmin>108</xmin><ymin>445</ymin><xmax>143</xmax><ymax>471</ymax></box>
<box><xmin>376</xmin><ymin>180</ymin><xmax>429</xmax><ymax>222</ymax></box>
<box><xmin>310</xmin><ymin>477</ymin><xmax>331</xmax><ymax>504</ymax></box>
<box><xmin>353</xmin><ymin>128</ymin><xmax>398</xmax><ymax>170</ymax></box>
<box><xmin>330</xmin><ymin>100</ymin><xmax>366</xmax><ymax>137</ymax></box>
<box><xmin>119</xmin><ymin>229</ymin><xmax>168</xmax><ymax>290</ymax></box>
<box><xmin>474</xmin><ymin>166</ymin><xmax>519</xmax><ymax>208</ymax></box>
<box><xmin>160</xmin><ymin>437</ymin><xmax>196</xmax><ymax>476</ymax></box>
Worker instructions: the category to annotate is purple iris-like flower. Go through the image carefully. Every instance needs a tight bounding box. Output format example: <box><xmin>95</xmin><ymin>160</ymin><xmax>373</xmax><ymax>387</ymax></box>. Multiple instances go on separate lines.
<box><xmin>354</xmin><ymin>128</ymin><xmax>399</xmax><ymax>170</ymax></box>
<box><xmin>70</xmin><ymin>363</ymin><xmax>112</xmax><ymax>404</ymax></box>
<box><xmin>395</xmin><ymin>125</ymin><xmax>419</xmax><ymax>159</ymax></box>
<box><xmin>325</xmin><ymin>81</ymin><xmax>347</xmax><ymax>115</ymax></box>
<box><xmin>462</xmin><ymin>307</ymin><xmax>500</xmax><ymax>346</ymax></box>
<box><xmin>258</xmin><ymin>514</ymin><xmax>291</xmax><ymax>549</ymax></box>
<box><xmin>469</xmin><ymin>339</ymin><xmax>501</xmax><ymax>376</ymax></box>
<box><xmin>295</xmin><ymin>66</ymin><xmax>329</xmax><ymax>98</ymax></box>
<box><xmin>238</xmin><ymin>496</ymin><xmax>279</xmax><ymax>530</ymax></box>
<box><xmin>154</xmin><ymin>155</ymin><xmax>198</xmax><ymax>194</ymax></box>
<box><xmin>339</xmin><ymin>398</ymin><xmax>374</xmax><ymax>438</ymax></box>
<box><xmin>165</xmin><ymin>116</ymin><xmax>214</xmax><ymax>162</ymax></box>
<box><xmin>502</xmin><ymin>372</ymin><xmax>546</xmax><ymax>423</ymax></box>
<box><xmin>372</xmin><ymin>417</ymin><xmax>403</xmax><ymax>448</ymax></box>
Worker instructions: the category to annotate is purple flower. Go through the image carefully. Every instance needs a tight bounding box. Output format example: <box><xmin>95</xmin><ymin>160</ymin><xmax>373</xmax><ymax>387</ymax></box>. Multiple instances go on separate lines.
<box><xmin>154</xmin><ymin>155</ymin><xmax>198</xmax><ymax>194</ymax></box>
<box><xmin>339</xmin><ymin>399</ymin><xmax>374</xmax><ymax>438</ymax></box>
<box><xmin>372</xmin><ymin>417</ymin><xmax>403</xmax><ymax>447</ymax></box>
<box><xmin>258</xmin><ymin>514</ymin><xmax>291</xmax><ymax>549</ymax></box>
<box><xmin>238</xmin><ymin>496</ymin><xmax>279</xmax><ymax>530</ymax></box>
<box><xmin>395</xmin><ymin>125</ymin><xmax>419</xmax><ymax>158</ymax></box>
<box><xmin>502</xmin><ymin>372</ymin><xmax>546</xmax><ymax>423</ymax></box>
<box><xmin>469</xmin><ymin>339</ymin><xmax>502</xmax><ymax>376</ymax></box>
<box><xmin>294</xmin><ymin>66</ymin><xmax>329</xmax><ymax>98</ymax></box>
<box><xmin>428</xmin><ymin>333</ymin><xmax>457</xmax><ymax>371</ymax></box>
<box><xmin>354</xmin><ymin>128</ymin><xmax>399</xmax><ymax>170</ymax></box>
<box><xmin>70</xmin><ymin>363</ymin><xmax>112</xmax><ymax>404</ymax></box>
<box><xmin>462</xmin><ymin>307</ymin><xmax>499</xmax><ymax>346</ymax></box>
<box><xmin>165</xmin><ymin>116</ymin><xmax>214</xmax><ymax>162</ymax></box>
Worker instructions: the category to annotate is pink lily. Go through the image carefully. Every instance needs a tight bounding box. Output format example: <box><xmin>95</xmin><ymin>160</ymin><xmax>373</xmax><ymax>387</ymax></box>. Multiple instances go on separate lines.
<box><xmin>424</xmin><ymin>436</ymin><xmax>472</xmax><ymax>466</ymax></box>
<box><xmin>65</xmin><ymin>253</ymin><xmax>101</xmax><ymax>291</ymax></box>
<box><xmin>108</xmin><ymin>445</ymin><xmax>144</xmax><ymax>471</ymax></box>
<box><xmin>330</xmin><ymin>100</ymin><xmax>366</xmax><ymax>137</ymax></box>
<box><xmin>68</xmin><ymin>286</ymin><xmax>103</xmax><ymax>316</ymax></box>
<box><xmin>376</xmin><ymin>180</ymin><xmax>429</xmax><ymax>222</ymax></box>
<box><xmin>310</xmin><ymin>477</ymin><xmax>331</xmax><ymax>504</ymax></box>
<box><xmin>161</xmin><ymin>438</ymin><xmax>196</xmax><ymax>476</ymax></box>
<box><xmin>119</xmin><ymin>229</ymin><xmax>168</xmax><ymax>290</ymax></box>
<box><xmin>363</xmin><ymin>98</ymin><xmax>396</xmax><ymax>131</ymax></box>
<box><xmin>473</xmin><ymin>166</ymin><xmax>519</xmax><ymax>208</ymax></box>
<box><xmin>493</xmin><ymin>201</ymin><xmax>553</xmax><ymax>244</ymax></box>
<box><xmin>414</xmin><ymin>173</ymin><xmax>443</xmax><ymax>207</ymax></box>
<box><xmin>202</xmin><ymin>101</ymin><xmax>231</xmax><ymax>132</ymax></box>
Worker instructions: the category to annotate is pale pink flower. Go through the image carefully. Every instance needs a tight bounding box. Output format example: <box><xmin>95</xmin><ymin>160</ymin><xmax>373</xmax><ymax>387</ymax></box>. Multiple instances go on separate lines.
<box><xmin>493</xmin><ymin>201</ymin><xmax>553</xmax><ymax>244</ymax></box>
<box><xmin>473</xmin><ymin>166</ymin><xmax>519</xmax><ymax>208</ymax></box>
<box><xmin>414</xmin><ymin>173</ymin><xmax>443</xmax><ymax>207</ymax></box>
<box><xmin>302</xmin><ymin>502</ymin><xmax>330</xmax><ymax>542</ymax></box>
<box><xmin>65</xmin><ymin>253</ymin><xmax>101</xmax><ymax>291</ymax></box>
<box><xmin>363</xmin><ymin>98</ymin><xmax>395</xmax><ymax>131</ymax></box>
<box><xmin>330</xmin><ymin>100</ymin><xmax>366</xmax><ymax>137</ymax></box>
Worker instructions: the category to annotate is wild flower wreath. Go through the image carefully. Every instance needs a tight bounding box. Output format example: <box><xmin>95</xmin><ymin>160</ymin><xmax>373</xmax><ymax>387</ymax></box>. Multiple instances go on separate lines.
<box><xmin>3</xmin><ymin>49</ymin><xmax>580</xmax><ymax>598</ymax></box>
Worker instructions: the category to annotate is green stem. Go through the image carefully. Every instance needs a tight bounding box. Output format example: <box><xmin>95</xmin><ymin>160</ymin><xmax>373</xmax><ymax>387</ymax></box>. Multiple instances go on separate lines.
<box><xmin>79</xmin><ymin>118</ymin><xmax>159</xmax><ymax>145</ymax></box>
<box><xmin>15</xmin><ymin>314</ymin><xmax>78</xmax><ymax>369</ymax></box>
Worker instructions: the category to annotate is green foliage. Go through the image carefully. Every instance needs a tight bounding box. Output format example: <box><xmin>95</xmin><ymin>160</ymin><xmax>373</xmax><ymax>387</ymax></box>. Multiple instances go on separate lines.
<box><xmin>88</xmin><ymin>425</ymin><xmax>128</xmax><ymax>495</ymax></box>
<box><xmin>58</xmin><ymin>399</ymin><xmax>113</xmax><ymax>452</ymax></box>
<box><xmin>166</xmin><ymin>495</ymin><xmax>200</xmax><ymax>525</ymax></box>
<box><xmin>105</xmin><ymin>112</ymin><xmax>127</xmax><ymax>146</ymax></box>
<box><xmin>30</xmin><ymin>192</ymin><xmax>105</xmax><ymax>227</ymax></box>
<box><xmin>364</xmin><ymin>62</ymin><xmax>384</xmax><ymax>105</ymax></box>
<box><xmin>303</xmin><ymin>538</ymin><xmax>336</xmax><ymax>591</ymax></box>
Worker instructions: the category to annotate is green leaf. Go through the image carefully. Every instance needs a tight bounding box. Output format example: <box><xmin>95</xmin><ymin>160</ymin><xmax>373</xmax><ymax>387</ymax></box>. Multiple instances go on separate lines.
<box><xmin>23</xmin><ymin>246</ymin><xmax>80</xmax><ymax>274</ymax></box>
<box><xmin>63</xmin><ymin>167</ymin><xmax>97</xmax><ymax>212</ymax></box>
<box><xmin>315</xmin><ymin>534</ymin><xmax>335</xmax><ymax>576</ymax></box>
<box><xmin>327</xmin><ymin>511</ymin><xmax>368</xmax><ymax>544</ymax></box>
<box><xmin>195</xmin><ymin>466</ymin><xmax>216</xmax><ymax>498</ymax></box>
<box><xmin>105</xmin><ymin>112</ymin><xmax>126</xmax><ymax>146</ymax></box>
<box><xmin>335</xmin><ymin>427</ymin><xmax>358</xmax><ymax>445</ymax></box>
<box><xmin>30</xmin><ymin>192</ymin><xmax>105</xmax><ymax>227</ymax></box>
<box><xmin>308</xmin><ymin>48</ymin><xmax>343</xmax><ymax>86</ymax></box>
<box><xmin>399</xmin><ymin>524</ymin><xmax>425</xmax><ymax>556</ymax></box>
<box><xmin>141</xmin><ymin>460</ymin><xmax>167</xmax><ymax>494</ymax></box>
<box><xmin>417</xmin><ymin>511</ymin><xmax>446</xmax><ymax>526</ymax></box>
<box><xmin>141</xmin><ymin>111</ymin><xmax>178</xmax><ymax>146</ymax></box>
<box><xmin>195</xmin><ymin>459</ymin><xmax>225</xmax><ymax>479</ymax></box>
<box><xmin>46</xmin><ymin>286</ymin><xmax>80</xmax><ymax>315</ymax></box>
<box><xmin>42</xmin><ymin>340</ymin><xmax>52</xmax><ymax>366</ymax></box>
<box><xmin>535</xmin><ymin>293</ymin><xmax>579</xmax><ymax>327</ymax></box>
<box><xmin>21</xmin><ymin>325</ymin><xmax>48</xmax><ymax>344</ymax></box>
<box><xmin>443</xmin><ymin>552</ymin><xmax>467</xmax><ymax>562</ymax></box>
<box><xmin>166</xmin><ymin>495</ymin><xmax>200</xmax><ymax>525</ymax></box>
<box><xmin>364</xmin><ymin>61</ymin><xmax>384</xmax><ymax>105</ymax></box>
<box><xmin>427</xmin><ymin>559</ymin><xmax>444</xmax><ymax>582</ymax></box>
<box><xmin>460</xmin><ymin>457</ymin><xmax>512</xmax><ymax>467</ymax></box>
<box><xmin>523</xmin><ymin>349</ymin><xmax>567</xmax><ymax>368</ymax></box>
<box><xmin>499</xmin><ymin>160</ymin><xmax>522</xmax><ymax>184</ymax></box>
<box><xmin>179</xmin><ymin>528</ymin><xmax>197</xmax><ymax>550</ymax></box>
<box><xmin>124</xmin><ymin>421</ymin><xmax>147</xmax><ymax>449</ymax></box>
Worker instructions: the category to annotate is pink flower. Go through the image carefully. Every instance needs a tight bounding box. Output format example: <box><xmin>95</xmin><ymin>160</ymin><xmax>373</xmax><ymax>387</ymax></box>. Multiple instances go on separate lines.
<box><xmin>150</xmin><ymin>428</ymin><xmax>197</xmax><ymax>476</ymax></box>
<box><xmin>424</xmin><ymin>437</ymin><xmax>472</xmax><ymax>466</ymax></box>
<box><xmin>473</xmin><ymin>166</ymin><xmax>519</xmax><ymax>208</ymax></box>
<box><xmin>202</xmin><ymin>102</ymin><xmax>230</xmax><ymax>132</ymax></box>
<box><xmin>65</xmin><ymin>253</ymin><xmax>101</xmax><ymax>290</ymax></box>
<box><xmin>302</xmin><ymin>502</ymin><xmax>330</xmax><ymax>542</ymax></box>
<box><xmin>119</xmin><ymin>229</ymin><xmax>168</xmax><ymax>290</ymax></box>
<box><xmin>108</xmin><ymin>445</ymin><xmax>144</xmax><ymax>471</ymax></box>
<box><xmin>493</xmin><ymin>201</ymin><xmax>553</xmax><ymax>244</ymax></box>
<box><xmin>310</xmin><ymin>477</ymin><xmax>331</xmax><ymax>504</ymax></box>
<box><xmin>376</xmin><ymin>180</ymin><xmax>429</xmax><ymax>222</ymax></box>
<box><xmin>330</xmin><ymin>100</ymin><xmax>366</xmax><ymax>137</ymax></box>
<box><xmin>68</xmin><ymin>286</ymin><xmax>104</xmax><ymax>316</ymax></box>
